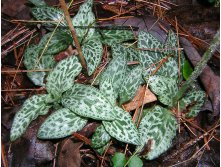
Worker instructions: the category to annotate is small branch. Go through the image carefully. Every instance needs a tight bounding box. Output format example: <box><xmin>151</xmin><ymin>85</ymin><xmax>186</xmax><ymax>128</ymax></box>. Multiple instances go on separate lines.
<box><xmin>173</xmin><ymin>30</ymin><xmax>220</xmax><ymax>105</ymax></box>
<box><xmin>59</xmin><ymin>0</ymin><xmax>87</xmax><ymax>70</ymax></box>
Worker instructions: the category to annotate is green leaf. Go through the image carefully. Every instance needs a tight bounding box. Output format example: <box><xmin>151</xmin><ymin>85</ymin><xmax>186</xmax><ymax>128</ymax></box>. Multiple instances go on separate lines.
<box><xmin>82</xmin><ymin>37</ymin><xmax>103</xmax><ymax>75</ymax></box>
<box><xmin>119</xmin><ymin>65</ymin><xmax>143</xmax><ymax>105</ymax></box>
<box><xmin>180</xmin><ymin>90</ymin><xmax>205</xmax><ymax>118</ymax></box>
<box><xmin>164</xmin><ymin>30</ymin><xmax>178</xmax><ymax>56</ymax></box>
<box><xmin>138</xmin><ymin>106</ymin><xmax>178</xmax><ymax>160</ymax></box>
<box><xmin>29</xmin><ymin>0</ymin><xmax>47</xmax><ymax>7</ymax></box>
<box><xmin>99</xmin><ymin>77</ymin><xmax>117</xmax><ymax>106</ymax></box>
<box><xmin>103</xmin><ymin>106</ymin><xmax>140</xmax><ymax>145</ymax></box>
<box><xmin>38</xmin><ymin>108</ymin><xmax>87</xmax><ymax>139</ymax></box>
<box><xmin>72</xmin><ymin>0</ymin><xmax>96</xmax><ymax>39</ymax></box>
<box><xmin>32</xmin><ymin>7</ymin><xmax>66</xmax><ymax>27</ymax></box>
<box><xmin>62</xmin><ymin>84</ymin><xmax>116</xmax><ymax>121</ymax></box>
<box><xmin>111</xmin><ymin>44</ymin><xmax>139</xmax><ymax>62</ymax></box>
<box><xmin>100</xmin><ymin>45</ymin><xmax>127</xmax><ymax>93</ymax></box>
<box><xmin>148</xmin><ymin>75</ymin><xmax>178</xmax><ymax>107</ymax></box>
<box><xmin>91</xmin><ymin>125</ymin><xmax>111</xmax><ymax>148</ymax></box>
<box><xmin>39</xmin><ymin>31</ymin><xmax>72</xmax><ymax>55</ymax></box>
<box><xmin>10</xmin><ymin>94</ymin><xmax>51</xmax><ymax>141</ymax></box>
<box><xmin>128</xmin><ymin>155</ymin><xmax>143</xmax><ymax>167</ymax></box>
<box><xmin>182</xmin><ymin>59</ymin><xmax>193</xmax><ymax>80</ymax></box>
<box><xmin>138</xmin><ymin>31</ymin><xmax>162</xmax><ymax>49</ymax></box>
<box><xmin>23</xmin><ymin>45</ymin><xmax>56</xmax><ymax>86</ymax></box>
<box><xmin>46</xmin><ymin>56</ymin><xmax>82</xmax><ymax>98</ymax></box>
<box><xmin>111</xmin><ymin>152</ymin><xmax>127</xmax><ymax>167</ymax></box>
<box><xmin>100</xmin><ymin>29</ymin><xmax>135</xmax><ymax>45</ymax></box>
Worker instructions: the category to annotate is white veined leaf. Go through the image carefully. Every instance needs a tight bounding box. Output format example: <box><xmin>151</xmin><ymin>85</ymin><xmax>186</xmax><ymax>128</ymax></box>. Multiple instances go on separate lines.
<box><xmin>111</xmin><ymin>44</ymin><xmax>139</xmax><ymax>62</ymax></box>
<box><xmin>72</xmin><ymin>0</ymin><xmax>96</xmax><ymax>39</ymax></box>
<box><xmin>138</xmin><ymin>105</ymin><xmax>178</xmax><ymax>160</ymax></box>
<box><xmin>100</xmin><ymin>44</ymin><xmax>127</xmax><ymax>94</ymax></box>
<box><xmin>38</xmin><ymin>31</ymin><xmax>72</xmax><ymax>55</ymax></box>
<box><xmin>119</xmin><ymin>65</ymin><xmax>143</xmax><ymax>105</ymax></box>
<box><xmin>23</xmin><ymin>45</ymin><xmax>56</xmax><ymax>86</ymax></box>
<box><xmin>148</xmin><ymin>75</ymin><xmax>178</xmax><ymax>107</ymax></box>
<box><xmin>102</xmin><ymin>106</ymin><xmax>140</xmax><ymax>145</ymax></box>
<box><xmin>38</xmin><ymin>108</ymin><xmax>87</xmax><ymax>139</ymax></box>
<box><xmin>91</xmin><ymin>124</ymin><xmax>111</xmax><ymax>148</ymax></box>
<box><xmin>164</xmin><ymin>30</ymin><xmax>178</xmax><ymax>56</ymax></box>
<box><xmin>46</xmin><ymin>56</ymin><xmax>82</xmax><ymax>98</ymax></box>
<box><xmin>31</xmin><ymin>7</ymin><xmax>66</xmax><ymax>27</ymax></box>
<box><xmin>29</xmin><ymin>0</ymin><xmax>47</xmax><ymax>7</ymax></box>
<box><xmin>138</xmin><ymin>31</ymin><xmax>162</xmax><ymax>49</ymax></box>
<box><xmin>100</xmin><ymin>29</ymin><xmax>135</xmax><ymax>45</ymax></box>
<box><xmin>99</xmin><ymin>77</ymin><xmax>117</xmax><ymax>106</ymax></box>
<box><xmin>10</xmin><ymin>94</ymin><xmax>51</xmax><ymax>141</ymax></box>
<box><xmin>62</xmin><ymin>84</ymin><xmax>116</xmax><ymax>121</ymax></box>
<box><xmin>180</xmin><ymin>90</ymin><xmax>205</xmax><ymax>118</ymax></box>
<box><xmin>82</xmin><ymin>37</ymin><xmax>103</xmax><ymax>75</ymax></box>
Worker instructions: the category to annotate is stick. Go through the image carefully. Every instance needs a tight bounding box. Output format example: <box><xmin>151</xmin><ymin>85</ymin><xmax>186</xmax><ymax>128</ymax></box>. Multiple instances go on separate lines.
<box><xmin>59</xmin><ymin>0</ymin><xmax>87</xmax><ymax>70</ymax></box>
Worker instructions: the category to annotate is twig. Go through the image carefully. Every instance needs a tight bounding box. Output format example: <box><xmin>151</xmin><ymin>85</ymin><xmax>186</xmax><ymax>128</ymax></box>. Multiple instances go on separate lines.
<box><xmin>2</xmin><ymin>69</ymin><xmax>52</xmax><ymax>73</ymax></box>
<box><xmin>1</xmin><ymin>88</ymin><xmax>45</xmax><ymax>92</ymax></box>
<box><xmin>173</xmin><ymin>30</ymin><xmax>220</xmax><ymax>105</ymax></box>
<box><xmin>101</xmin><ymin>141</ymin><xmax>112</xmax><ymax>167</ymax></box>
<box><xmin>59</xmin><ymin>0</ymin><xmax>87</xmax><ymax>70</ymax></box>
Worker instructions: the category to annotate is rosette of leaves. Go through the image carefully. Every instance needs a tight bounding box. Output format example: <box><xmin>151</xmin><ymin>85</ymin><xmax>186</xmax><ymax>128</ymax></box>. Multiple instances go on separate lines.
<box><xmin>29</xmin><ymin>0</ymin><xmax>135</xmax><ymax>77</ymax></box>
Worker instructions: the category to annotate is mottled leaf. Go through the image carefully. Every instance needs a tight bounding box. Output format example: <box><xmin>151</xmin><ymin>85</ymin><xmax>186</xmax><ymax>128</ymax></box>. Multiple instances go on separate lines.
<box><xmin>32</xmin><ymin>7</ymin><xmax>66</xmax><ymax>27</ymax></box>
<box><xmin>72</xmin><ymin>0</ymin><xmax>95</xmax><ymax>38</ymax></box>
<box><xmin>91</xmin><ymin>125</ymin><xmax>111</xmax><ymax>148</ymax></box>
<box><xmin>62</xmin><ymin>84</ymin><xmax>116</xmax><ymax>121</ymax></box>
<box><xmin>38</xmin><ymin>108</ymin><xmax>87</xmax><ymax>139</ymax></box>
<box><xmin>82</xmin><ymin>37</ymin><xmax>103</xmax><ymax>75</ymax></box>
<box><xmin>99</xmin><ymin>77</ymin><xmax>117</xmax><ymax>106</ymax></box>
<box><xmin>138</xmin><ymin>31</ymin><xmax>162</xmax><ymax>49</ymax></box>
<box><xmin>100</xmin><ymin>29</ymin><xmax>135</xmax><ymax>45</ymax></box>
<box><xmin>38</xmin><ymin>31</ymin><xmax>72</xmax><ymax>55</ymax></box>
<box><xmin>180</xmin><ymin>90</ymin><xmax>205</xmax><ymax>118</ymax></box>
<box><xmin>10</xmin><ymin>94</ymin><xmax>51</xmax><ymax>141</ymax></box>
<box><xmin>100</xmin><ymin>44</ymin><xmax>127</xmax><ymax>94</ymax></box>
<box><xmin>103</xmin><ymin>106</ymin><xmax>140</xmax><ymax>145</ymax></box>
<box><xmin>164</xmin><ymin>30</ymin><xmax>178</xmax><ymax>56</ymax></box>
<box><xmin>111</xmin><ymin>44</ymin><xmax>139</xmax><ymax>62</ymax></box>
<box><xmin>46</xmin><ymin>56</ymin><xmax>82</xmax><ymax>98</ymax></box>
<box><xmin>138</xmin><ymin>106</ymin><xmax>178</xmax><ymax>160</ymax></box>
<box><xmin>23</xmin><ymin>45</ymin><xmax>56</xmax><ymax>86</ymax></box>
<box><xmin>29</xmin><ymin>0</ymin><xmax>47</xmax><ymax>7</ymax></box>
<box><xmin>128</xmin><ymin>155</ymin><xmax>143</xmax><ymax>167</ymax></box>
<box><xmin>119</xmin><ymin>65</ymin><xmax>143</xmax><ymax>105</ymax></box>
<box><xmin>111</xmin><ymin>152</ymin><xmax>127</xmax><ymax>167</ymax></box>
<box><xmin>148</xmin><ymin>75</ymin><xmax>178</xmax><ymax>107</ymax></box>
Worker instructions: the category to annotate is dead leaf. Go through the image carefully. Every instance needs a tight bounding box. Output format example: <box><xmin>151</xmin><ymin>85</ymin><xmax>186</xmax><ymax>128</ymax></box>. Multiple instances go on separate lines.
<box><xmin>123</xmin><ymin>86</ymin><xmax>157</xmax><ymax>111</ymax></box>
<box><xmin>58</xmin><ymin>139</ymin><xmax>83</xmax><ymax>167</ymax></box>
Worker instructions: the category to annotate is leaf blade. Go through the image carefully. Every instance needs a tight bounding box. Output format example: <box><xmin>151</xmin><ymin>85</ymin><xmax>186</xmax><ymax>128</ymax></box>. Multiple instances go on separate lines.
<box><xmin>46</xmin><ymin>56</ymin><xmax>82</xmax><ymax>98</ymax></box>
<box><xmin>62</xmin><ymin>84</ymin><xmax>116</xmax><ymax>121</ymax></box>
<box><xmin>38</xmin><ymin>108</ymin><xmax>87</xmax><ymax>139</ymax></box>
<box><xmin>91</xmin><ymin>124</ymin><xmax>111</xmax><ymax>148</ymax></box>
<box><xmin>103</xmin><ymin>107</ymin><xmax>140</xmax><ymax>145</ymax></box>
<box><xmin>10</xmin><ymin>94</ymin><xmax>51</xmax><ymax>141</ymax></box>
<box><xmin>82</xmin><ymin>37</ymin><xmax>103</xmax><ymax>75</ymax></box>
<box><xmin>148</xmin><ymin>75</ymin><xmax>178</xmax><ymax>107</ymax></box>
<box><xmin>138</xmin><ymin>106</ymin><xmax>178</xmax><ymax>160</ymax></box>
